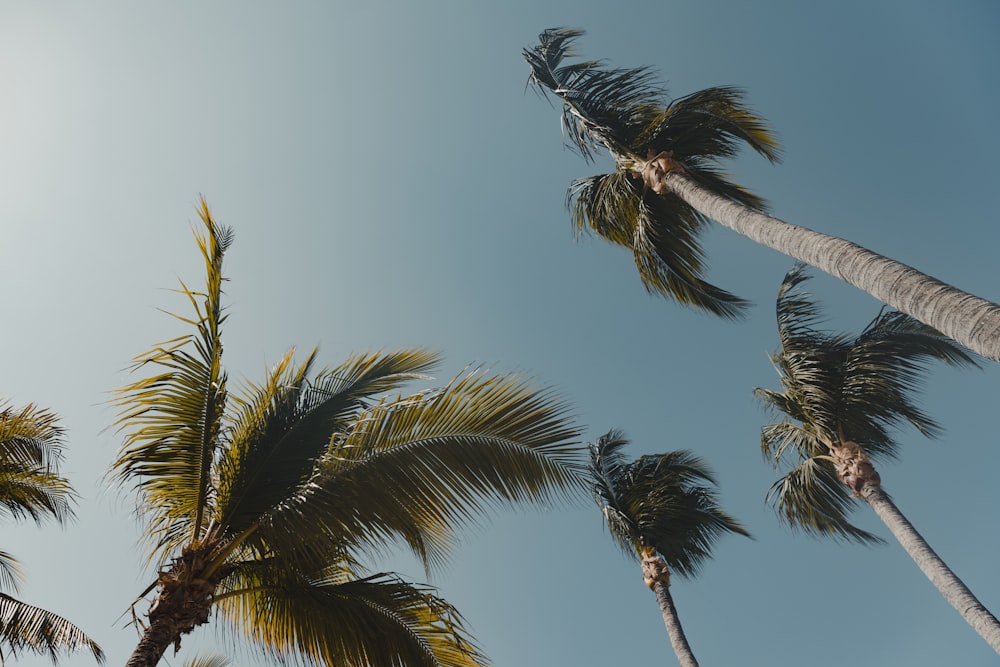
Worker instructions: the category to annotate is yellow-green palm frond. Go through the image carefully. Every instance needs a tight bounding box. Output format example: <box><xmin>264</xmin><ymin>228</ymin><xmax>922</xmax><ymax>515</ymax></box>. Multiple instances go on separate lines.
<box><xmin>254</xmin><ymin>368</ymin><xmax>583</xmax><ymax>571</ymax></box>
<box><xmin>0</xmin><ymin>593</ymin><xmax>104</xmax><ymax>664</ymax></box>
<box><xmin>589</xmin><ymin>431</ymin><xmax>748</xmax><ymax>579</ymax></box>
<box><xmin>216</xmin><ymin>347</ymin><xmax>441</xmax><ymax>541</ymax></box>
<box><xmin>0</xmin><ymin>403</ymin><xmax>75</xmax><ymax>526</ymax></box>
<box><xmin>217</xmin><ymin>562</ymin><xmax>486</xmax><ymax>667</ymax></box>
<box><xmin>182</xmin><ymin>655</ymin><xmax>231</xmax><ymax>667</ymax></box>
<box><xmin>111</xmin><ymin>198</ymin><xmax>232</xmax><ymax>564</ymax></box>
<box><xmin>569</xmin><ymin>171</ymin><xmax>749</xmax><ymax>319</ymax></box>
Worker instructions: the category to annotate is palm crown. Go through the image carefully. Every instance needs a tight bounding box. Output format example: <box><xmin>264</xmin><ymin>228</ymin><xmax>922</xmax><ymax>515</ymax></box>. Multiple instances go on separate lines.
<box><xmin>525</xmin><ymin>28</ymin><xmax>781</xmax><ymax>318</ymax></box>
<box><xmin>112</xmin><ymin>200</ymin><xmax>584</xmax><ymax>667</ymax></box>
<box><xmin>755</xmin><ymin>264</ymin><xmax>979</xmax><ymax>542</ymax></box>
<box><xmin>0</xmin><ymin>402</ymin><xmax>104</xmax><ymax>663</ymax></box>
<box><xmin>588</xmin><ymin>430</ymin><xmax>748</xmax><ymax>578</ymax></box>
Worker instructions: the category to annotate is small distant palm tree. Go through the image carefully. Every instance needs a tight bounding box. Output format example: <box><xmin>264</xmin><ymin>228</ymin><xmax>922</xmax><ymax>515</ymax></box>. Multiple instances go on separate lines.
<box><xmin>588</xmin><ymin>430</ymin><xmax>748</xmax><ymax>667</ymax></box>
<box><xmin>756</xmin><ymin>264</ymin><xmax>1000</xmax><ymax>653</ymax></box>
<box><xmin>524</xmin><ymin>28</ymin><xmax>1000</xmax><ymax>361</ymax></box>
<box><xmin>112</xmin><ymin>200</ymin><xmax>584</xmax><ymax>667</ymax></box>
<box><xmin>0</xmin><ymin>402</ymin><xmax>104</xmax><ymax>664</ymax></box>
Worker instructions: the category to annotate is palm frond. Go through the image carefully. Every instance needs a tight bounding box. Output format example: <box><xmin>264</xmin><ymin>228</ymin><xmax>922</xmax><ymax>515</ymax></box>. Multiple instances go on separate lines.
<box><xmin>588</xmin><ymin>432</ymin><xmax>748</xmax><ymax>578</ymax></box>
<box><xmin>758</xmin><ymin>264</ymin><xmax>977</xmax><ymax>539</ymax></box>
<box><xmin>217</xmin><ymin>564</ymin><xmax>486</xmax><ymax>667</ymax></box>
<box><xmin>253</xmin><ymin>369</ymin><xmax>583</xmax><ymax>571</ymax></box>
<box><xmin>216</xmin><ymin>348</ymin><xmax>441</xmax><ymax>539</ymax></box>
<box><xmin>765</xmin><ymin>457</ymin><xmax>883</xmax><ymax>544</ymax></box>
<box><xmin>568</xmin><ymin>170</ymin><xmax>749</xmax><ymax>318</ymax></box>
<box><xmin>182</xmin><ymin>655</ymin><xmax>231</xmax><ymax>667</ymax></box>
<box><xmin>0</xmin><ymin>593</ymin><xmax>104</xmax><ymax>664</ymax></box>
<box><xmin>111</xmin><ymin>198</ymin><xmax>231</xmax><ymax>564</ymax></box>
<box><xmin>525</xmin><ymin>27</ymin><xmax>662</xmax><ymax>161</ymax></box>
<box><xmin>0</xmin><ymin>403</ymin><xmax>75</xmax><ymax>526</ymax></box>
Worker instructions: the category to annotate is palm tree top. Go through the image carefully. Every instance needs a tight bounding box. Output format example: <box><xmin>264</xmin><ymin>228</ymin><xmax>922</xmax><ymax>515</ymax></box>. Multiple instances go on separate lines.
<box><xmin>588</xmin><ymin>430</ymin><xmax>748</xmax><ymax>579</ymax></box>
<box><xmin>524</xmin><ymin>27</ymin><xmax>781</xmax><ymax>170</ymax></box>
<box><xmin>524</xmin><ymin>28</ymin><xmax>782</xmax><ymax>320</ymax></box>
<box><xmin>755</xmin><ymin>264</ymin><xmax>979</xmax><ymax>541</ymax></box>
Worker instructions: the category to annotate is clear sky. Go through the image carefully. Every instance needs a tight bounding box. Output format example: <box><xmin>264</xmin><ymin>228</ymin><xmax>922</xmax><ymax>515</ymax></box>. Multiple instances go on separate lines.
<box><xmin>1</xmin><ymin>2</ymin><xmax>998</xmax><ymax>666</ymax></box>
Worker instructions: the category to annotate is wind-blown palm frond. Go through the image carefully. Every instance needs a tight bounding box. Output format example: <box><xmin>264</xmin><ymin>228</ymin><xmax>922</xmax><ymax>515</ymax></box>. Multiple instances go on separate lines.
<box><xmin>756</xmin><ymin>264</ymin><xmax>979</xmax><ymax>541</ymax></box>
<box><xmin>217</xmin><ymin>563</ymin><xmax>485</xmax><ymax>667</ymax></box>
<box><xmin>569</xmin><ymin>171</ymin><xmax>749</xmax><ymax>318</ymax></box>
<box><xmin>588</xmin><ymin>431</ymin><xmax>748</xmax><ymax>578</ymax></box>
<box><xmin>526</xmin><ymin>28</ymin><xmax>781</xmax><ymax>318</ymax></box>
<box><xmin>0</xmin><ymin>403</ymin><xmax>74</xmax><ymax>525</ymax></box>
<box><xmin>0</xmin><ymin>593</ymin><xmax>105</xmax><ymax>664</ymax></box>
<box><xmin>254</xmin><ymin>369</ymin><xmax>583</xmax><ymax>571</ymax></box>
<box><xmin>112</xmin><ymin>198</ymin><xmax>232</xmax><ymax>565</ymax></box>
<box><xmin>216</xmin><ymin>348</ymin><xmax>441</xmax><ymax>539</ymax></box>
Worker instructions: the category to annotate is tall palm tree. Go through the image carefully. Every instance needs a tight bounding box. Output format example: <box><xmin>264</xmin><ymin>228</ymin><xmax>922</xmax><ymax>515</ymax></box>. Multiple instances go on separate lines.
<box><xmin>756</xmin><ymin>264</ymin><xmax>1000</xmax><ymax>653</ymax></box>
<box><xmin>0</xmin><ymin>402</ymin><xmax>104</xmax><ymax>664</ymax></box>
<box><xmin>588</xmin><ymin>430</ymin><xmax>748</xmax><ymax>667</ymax></box>
<box><xmin>524</xmin><ymin>28</ymin><xmax>1000</xmax><ymax>361</ymax></box>
<box><xmin>112</xmin><ymin>199</ymin><xmax>584</xmax><ymax>667</ymax></box>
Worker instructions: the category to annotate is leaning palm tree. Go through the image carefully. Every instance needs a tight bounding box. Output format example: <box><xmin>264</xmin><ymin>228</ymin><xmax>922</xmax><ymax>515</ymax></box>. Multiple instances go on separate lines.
<box><xmin>0</xmin><ymin>402</ymin><xmax>104</xmax><ymax>664</ymax></box>
<box><xmin>524</xmin><ymin>28</ymin><xmax>1000</xmax><ymax>361</ymax></box>
<box><xmin>112</xmin><ymin>199</ymin><xmax>583</xmax><ymax>667</ymax></box>
<box><xmin>756</xmin><ymin>264</ymin><xmax>1000</xmax><ymax>653</ymax></box>
<box><xmin>588</xmin><ymin>430</ymin><xmax>748</xmax><ymax>667</ymax></box>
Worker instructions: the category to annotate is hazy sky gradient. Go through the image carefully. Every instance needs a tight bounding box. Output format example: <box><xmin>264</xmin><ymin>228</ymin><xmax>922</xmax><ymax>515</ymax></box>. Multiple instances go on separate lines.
<box><xmin>1</xmin><ymin>2</ymin><xmax>998</xmax><ymax>666</ymax></box>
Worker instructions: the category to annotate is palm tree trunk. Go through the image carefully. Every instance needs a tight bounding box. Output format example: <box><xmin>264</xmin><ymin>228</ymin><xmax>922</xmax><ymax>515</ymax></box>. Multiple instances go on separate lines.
<box><xmin>125</xmin><ymin>617</ymin><xmax>178</xmax><ymax>667</ymax></box>
<box><xmin>859</xmin><ymin>483</ymin><xmax>1000</xmax><ymax>654</ymax></box>
<box><xmin>641</xmin><ymin>551</ymin><xmax>700</xmax><ymax>667</ymax></box>
<box><xmin>649</xmin><ymin>580</ymin><xmax>700</xmax><ymax>667</ymax></box>
<box><xmin>659</xmin><ymin>169</ymin><xmax>1000</xmax><ymax>362</ymax></box>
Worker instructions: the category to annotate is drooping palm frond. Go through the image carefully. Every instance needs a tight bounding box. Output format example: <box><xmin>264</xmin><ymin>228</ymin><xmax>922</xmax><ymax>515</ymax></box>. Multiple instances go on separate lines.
<box><xmin>569</xmin><ymin>171</ymin><xmax>749</xmax><ymax>318</ymax></box>
<box><xmin>254</xmin><ymin>369</ymin><xmax>583</xmax><ymax>572</ymax></box>
<box><xmin>588</xmin><ymin>431</ymin><xmax>748</xmax><ymax>578</ymax></box>
<box><xmin>757</xmin><ymin>264</ymin><xmax>979</xmax><ymax>540</ymax></box>
<box><xmin>766</xmin><ymin>457</ymin><xmax>883</xmax><ymax>544</ymax></box>
<box><xmin>0</xmin><ymin>593</ymin><xmax>105</xmax><ymax>664</ymax></box>
<box><xmin>527</xmin><ymin>28</ymin><xmax>781</xmax><ymax>318</ymax></box>
<box><xmin>0</xmin><ymin>403</ymin><xmax>75</xmax><ymax>526</ymax></box>
<box><xmin>216</xmin><ymin>347</ymin><xmax>441</xmax><ymax>544</ymax></box>
<box><xmin>182</xmin><ymin>655</ymin><xmax>231</xmax><ymax>667</ymax></box>
<box><xmin>112</xmin><ymin>198</ymin><xmax>232</xmax><ymax>565</ymax></box>
<box><xmin>216</xmin><ymin>563</ymin><xmax>486</xmax><ymax>667</ymax></box>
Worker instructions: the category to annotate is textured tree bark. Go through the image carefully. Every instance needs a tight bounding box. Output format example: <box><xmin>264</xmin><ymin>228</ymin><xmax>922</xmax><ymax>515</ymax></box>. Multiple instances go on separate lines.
<box><xmin>860</xmin><ymin>483</ymin><xmax>1000</xmax><ymax>654</ymax></box>
<box><xmin>654</xmin><ymin>166</ymin><xmax>1000</xmax><ymax>362</ymax></box>
<box><xmin>642</xmin><ymin>551</ymin><xmax>699</xmax><ymax>667</ymax></box>
<box><xmin>124</xmin><ymin>617</ymin><xmax>180</xmax><ymax>667</ymax></box>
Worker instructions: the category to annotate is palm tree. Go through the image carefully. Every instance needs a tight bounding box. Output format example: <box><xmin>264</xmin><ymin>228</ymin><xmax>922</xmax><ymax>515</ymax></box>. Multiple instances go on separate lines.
<box><xmin>756</xmin><ymin>264</ymin><xmax>1000</xmax><ymax>653</ymax></box>
<box><xmin>588</xmin><ymin>430</ymin><xmax>748</xmax><ymax>667</ymax></box>
<box><xmin>524</xmin><ymin>28</ymin><xmax>1000</xmax><ymax>361</ymax></box>
<box><xmin>111</xmin><ymin>199</ymin><xmax>584</xmax><ymax>667</ymax></box>
<box><xmin>0</xmin><ymin>402</ymin><xmax>104</xmax><ymax>664</ymax></box>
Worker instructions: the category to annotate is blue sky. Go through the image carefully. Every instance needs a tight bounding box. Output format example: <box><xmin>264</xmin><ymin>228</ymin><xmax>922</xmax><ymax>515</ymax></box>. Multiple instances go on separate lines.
<box><xmin>1</xmin><ymin>2</ymin><xmax>998</xmax><ymax>665</ymax></box>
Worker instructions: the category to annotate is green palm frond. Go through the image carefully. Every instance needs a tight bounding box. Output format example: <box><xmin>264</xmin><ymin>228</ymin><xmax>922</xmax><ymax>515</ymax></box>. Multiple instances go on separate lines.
<box><xmin>569</xmin><ymin>171</ymin><xmax>749</xmax><ymax>319</ymax></box>
<box><xmin>0</xmin><ymin>593</ymin><xmax>104</xmax><ymax>664</ymax></box>
<box><xmin>0</xmin><ymin>551</ymin><xmax>22</xmax><ymax>594</ymax></box>
<box><xmin>588</xmin><ymin>431</ymin><xmax>748</xmax><ymax>579</ymax></box>
<box><xmin>0</xmin><ymin>403</ymin><xmax>75</xmax><ymax>526</ymax></box>
<box><xmin>757</xmin><ymin>264</ymin><xmax>978</xmax><ymax>539</ymax></box>
<box><xmin>254</xmin><ymin>369</ymin><xmax>582</xmax><ymax>571</ymax></box>
<box><xmin>527</xmin><ymin>28</ymin><xmax>781</xmax><ymax>319</ymax></box>
<box><xmin>216</xmin><ymin>347</ymin><xmax>441</xmax><ymax>539</ymax></box>
<box><xmin>766</xmin><ymin>457</ymin><xmax>883</xmax><ymax>544</ymax></box>
<box><xmin>112</xmin><ymin>198</ymin><xmax>231</xmax><ymax>564</ymax></box>
<box><xmin>217</xmin><ymin>564</ymin><xmax>486</xmax><ymax>667</ymax></box>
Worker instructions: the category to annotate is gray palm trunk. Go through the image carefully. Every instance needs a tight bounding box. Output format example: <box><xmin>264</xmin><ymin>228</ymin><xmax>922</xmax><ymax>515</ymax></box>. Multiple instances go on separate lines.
<box><xmin>650</xmin><ymin>580</ymin><xmax>700</xmax><ymax>667</ymax></box>
<box><xmin>858</xmin><ymin>482</ymin><xmax>1000</xmax><ymax>653</ymax></box>
<box><xmin>654</xmin><ymin>167</ymin><xmax>1000</xmax><ymax>362</ymax></box>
